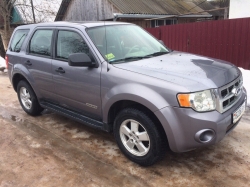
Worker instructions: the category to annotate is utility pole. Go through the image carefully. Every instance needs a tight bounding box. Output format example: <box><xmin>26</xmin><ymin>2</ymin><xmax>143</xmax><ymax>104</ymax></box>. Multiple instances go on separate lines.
<box><xmin>30</xmin><ymin>0</ymin><xmax>36</xmax><ymax>23</ymax></box>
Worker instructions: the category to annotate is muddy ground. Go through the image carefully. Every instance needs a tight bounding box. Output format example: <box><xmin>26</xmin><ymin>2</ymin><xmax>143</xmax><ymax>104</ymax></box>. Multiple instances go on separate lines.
<box><xmin>0</xmin><ymin>72</ymin><xmax>250</xmax><ymax>187</ymax></box>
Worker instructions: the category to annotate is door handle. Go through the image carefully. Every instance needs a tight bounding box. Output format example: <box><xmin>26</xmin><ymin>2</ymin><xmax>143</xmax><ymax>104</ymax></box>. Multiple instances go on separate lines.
<box><xmin>55</xmin><ymin>67</ymin><xmax>65</xmax><ymax>73</ymax></box>
<box><xmin>25</xmin><ymin>60</ymin><xmax>32</xmax><ymax>66</ymax></box>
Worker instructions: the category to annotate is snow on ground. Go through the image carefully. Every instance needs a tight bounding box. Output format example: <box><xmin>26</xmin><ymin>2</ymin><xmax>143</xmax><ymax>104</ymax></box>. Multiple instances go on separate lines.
<box><xmin>0</xmin><ymin>56</ymin><xmax>6</xmax><ymax>68</ymax></box>
<box><xmin>239</xmin><ymin>67</ymin><xmax>250</xmax><ymax>106</ymax></box>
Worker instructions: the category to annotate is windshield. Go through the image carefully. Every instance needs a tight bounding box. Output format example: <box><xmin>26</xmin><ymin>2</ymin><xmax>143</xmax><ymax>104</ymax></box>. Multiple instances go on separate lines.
<box><xmin>87</xmin><ymin>24</ymin><xmax>170</xmax><ymax>64</ymax></box>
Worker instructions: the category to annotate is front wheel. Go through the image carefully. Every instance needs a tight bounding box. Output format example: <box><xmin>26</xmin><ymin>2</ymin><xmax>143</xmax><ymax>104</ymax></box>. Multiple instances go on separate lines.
<box><xmin>17</xmin><ymin>80</ymin><xmax>43</xmax><ymax>116</ymax></box>
<box><xmin>114</xmin><ymin>108</ymin><xmax>167</xmax><ymax>166</ymax></box>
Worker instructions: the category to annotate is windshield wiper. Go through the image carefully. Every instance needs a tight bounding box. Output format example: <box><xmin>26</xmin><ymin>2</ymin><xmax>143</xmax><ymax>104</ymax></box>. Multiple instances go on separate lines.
<box><xmin>110</xmin><ymin>52</ymin><xmax>168</xmax><ymax>64</ymax></box>
<box><xmin>110</xmin><ymin>56</ymin><xmax>147</xmax><ymax>63</ymax></box>
<box><xmin>144</xmin><ymin>51</ymin><xmax>169</xmax><ymax>57</ymax></box>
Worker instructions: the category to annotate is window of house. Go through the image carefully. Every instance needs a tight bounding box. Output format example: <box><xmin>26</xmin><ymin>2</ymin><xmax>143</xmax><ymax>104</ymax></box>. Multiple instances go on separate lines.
<box><xmin>29</xmin><ymin>30</ymin><xmax>53</xmax><ymax>56</ymax></box>
<box><xmin>151</xmin><ymin>20</ymin><xmax>156</xmax><ymax>28</ymax></box>
<box><xmin>151</xmin><ymin>19</ymin><xmax>177</xmax><ymax>27</ymax></box>
<box><xmin>166</xmin><ymin>19</ymin><xmax>177</xmax><ymax>25</ymax></box>
<box><xmin>157</xmin><ymin>20</ymin><xmax>165</xmax><ymax>26</ymax></box>
<box><xmin>165</xmin><ymin>20</ymin><xmax>172</xmax><ymax>25</ymax></box>
<box><xmin>10</xmin><ymin>30</ymin><xmax>29</xmax><ymax>52</ymax></box>
<box><xmin>56</xmin><ymin>30</ymin><xmax>90</xmax><ymax>60</ymax></box>
<box><xmin>151</xmin><ymin>20</ymin><xmax>165</xmax><ymax>27</ymax></box>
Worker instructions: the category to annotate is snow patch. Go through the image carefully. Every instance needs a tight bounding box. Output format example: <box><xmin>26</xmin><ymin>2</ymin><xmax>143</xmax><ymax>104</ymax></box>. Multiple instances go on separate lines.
<box><xmin>30</xmin><ymin>141</ymin><xmax>41</xmax><ymax>148</ymax></box>
<box><xmin>239</xmin><ymin>67</ymin><xmax>250</xmax><ymax>106</ymax></box>
<box><xmin>0</xmin><ymin>56</ymin><xmax>5</xmax><ymax>69</ymax></box>
<box><xmin>72</xmin><ymin>132</ymin><xmax>91</xmax><ymax>139</ymax></box>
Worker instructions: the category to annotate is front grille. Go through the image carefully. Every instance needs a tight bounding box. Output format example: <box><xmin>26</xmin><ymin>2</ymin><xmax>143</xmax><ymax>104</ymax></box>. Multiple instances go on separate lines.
<box><xmin>221</xmin><ymin>89</ymin><xmax>228</xmax><ymax>97</ymax></box>
<box><xmin>230</xmin><ymin>96</ymin><xmax>235</xmax><ymax>102</ymax></box>
<box><xmin>228</xmin><ymin>85</ymin><xmax>234</xmax><ymax>93</ymax></box>
<box><xmin>216</xmin><ymin>76</ymin><xmax>243</xmax><ymax>113</ymax></box>
<box><xmin>223</xmin><ymin>100</ymin><xmax>228</xmax><ymax>108</ymax></box>
<box><xmin>220</xmin><ymin>78</ymin><xmax>242</xmax><ymax>99</ymax></box>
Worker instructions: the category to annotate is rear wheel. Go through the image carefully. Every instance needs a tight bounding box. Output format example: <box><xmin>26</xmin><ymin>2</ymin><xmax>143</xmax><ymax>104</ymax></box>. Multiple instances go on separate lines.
<box><xmin>114</xmin><ymin>108</ymin><xmax>166</xmax><ymax>166</ymax></box>
<box><xmin>17</xmin><ymin>80</ymin><xmax>43</xmax><ymax>116</ymax></box>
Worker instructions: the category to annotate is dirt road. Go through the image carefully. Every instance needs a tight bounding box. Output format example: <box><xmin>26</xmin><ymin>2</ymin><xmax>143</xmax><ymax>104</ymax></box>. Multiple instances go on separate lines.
<box><xmin>0</xmin><ymin>72</ymin><xmax>250</xmax><ymax>187</ymax></box>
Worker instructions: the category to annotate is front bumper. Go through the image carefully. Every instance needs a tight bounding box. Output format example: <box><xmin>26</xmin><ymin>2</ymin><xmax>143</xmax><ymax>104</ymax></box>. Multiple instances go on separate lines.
<box><xmin>154</xmin><ymin>90</ymin><xmax>247</xmax><ymax>153</ymax></box>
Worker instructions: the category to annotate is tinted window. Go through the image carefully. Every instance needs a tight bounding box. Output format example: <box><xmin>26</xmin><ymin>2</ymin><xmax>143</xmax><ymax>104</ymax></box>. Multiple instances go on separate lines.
<box><xmin>56</xmin><ymin>30</ymin><xmax>90</xmax><ymax>60</ymax></box>
<box><xmin>10</xmin><ymin>30</ymin><xmax>29</xmax><ymax>52</ymax></box>
<box><xmin>29</xmin><ymin>30</ymin><xmax>53</xmax><ymax>56</ymax></box>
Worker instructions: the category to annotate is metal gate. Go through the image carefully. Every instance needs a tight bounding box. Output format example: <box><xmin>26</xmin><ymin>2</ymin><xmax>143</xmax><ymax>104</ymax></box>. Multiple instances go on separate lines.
<box><xmin>146</xmin><ymin>17</ymin><xmax>250</xmax><ymax>70</ymax></box>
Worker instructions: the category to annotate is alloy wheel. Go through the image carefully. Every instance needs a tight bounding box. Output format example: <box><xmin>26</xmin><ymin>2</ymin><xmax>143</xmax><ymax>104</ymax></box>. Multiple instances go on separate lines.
<box><xmin>119</xmin><ymin>119</ymin><xmax>150</xmax><ymax>156</ymax></box>
<box><xmin>20</xmin><ymin>87</ymin><xmax>32</xmax><ymax>110</ymax></box>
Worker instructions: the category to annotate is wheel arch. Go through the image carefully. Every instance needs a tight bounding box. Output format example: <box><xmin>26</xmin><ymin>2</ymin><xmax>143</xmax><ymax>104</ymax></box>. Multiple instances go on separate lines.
<box><xmin>102</xmin><ymin>83</ymin><xmax>170</xmax><ymax>123</ymax></box>
<box><xmin>106</xmin><ymin>100</ymin><xmax>169</xmax><ymax>146</ymax></box>
<box><xmin>11</xmin><ymin>64</ymin><xmax>39</xmax><ymax>95</ymax></box>
<box><xmin>12</xmin><ymin>73</ymin><xmax>29</xmax><ymax>92</ymax></box>
<box><xmin>11</xmin><ymin>72</ymin><xmax>41</xmax><ymax>100</ymax></box>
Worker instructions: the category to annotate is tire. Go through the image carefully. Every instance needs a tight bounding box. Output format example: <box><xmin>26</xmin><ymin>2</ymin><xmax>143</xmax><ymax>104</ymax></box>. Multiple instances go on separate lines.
<box><xmin>17</xmin><ymin>80</ymin><xmax>43</xmax><ymax>116</ymax></box>
<box><xmin>114</xmin><ymin>108</ymin><xmax>167</xmax><ymax>166</ymax></box>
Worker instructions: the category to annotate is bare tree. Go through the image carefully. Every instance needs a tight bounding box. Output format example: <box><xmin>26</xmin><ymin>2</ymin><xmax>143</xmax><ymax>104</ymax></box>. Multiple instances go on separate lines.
<box><xmin>0</xmin><ymin>35</ymin><xmax>5</xmax><ymax>58</ymax></box>
<box><xmin>0</xmin><ymin>0</ymin><xmax>17</xmax><ymax>51</ymax></box>
<box><xmin>0</xmin><ymin>0</ymin><xmax>61</xmax><ymax>56</ymax></box>
<box><xmin>16</xmin><ymin>0</ymin><xmax>61</xmax><ymax>23</ymax></box>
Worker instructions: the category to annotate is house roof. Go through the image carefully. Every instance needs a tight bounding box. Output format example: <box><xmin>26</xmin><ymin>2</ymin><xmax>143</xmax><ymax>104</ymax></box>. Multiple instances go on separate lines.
<box><xmin>0</xmin><ymin>7</ymin><xmax>24</xmax><ymax>27</ymax></box>
<box><xmin>108</xmin><ymin>0</ymin><xmax>207</xmax><ymax>15</ymax></box>
<box><xmin>55</xmin><ymin>0</ymin><xmax>229</xmax><ymax>21</ymax></box>
<box><xmin>192</xmin><ymin>0</ymin><xmax>229</xmax><ymax>17</ymax></box>
<box><xmin>55</xmin><ymin>0</ymin><xmax>72</xmax><ymax>22</ymax></box>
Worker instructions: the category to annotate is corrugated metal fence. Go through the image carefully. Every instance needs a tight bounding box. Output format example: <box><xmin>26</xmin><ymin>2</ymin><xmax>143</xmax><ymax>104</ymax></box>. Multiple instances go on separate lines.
<box><xmin>146</xmin><ymin>17</ymin><xmax>250</xmax><ymax>70</ymax></box>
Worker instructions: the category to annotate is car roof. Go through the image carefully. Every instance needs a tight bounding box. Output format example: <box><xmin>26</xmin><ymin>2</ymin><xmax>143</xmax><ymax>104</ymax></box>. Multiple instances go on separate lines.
<box><xmin>16</xmin><ymin>21</ymin><xmax>132</xmax><ymax>29</ymax></box>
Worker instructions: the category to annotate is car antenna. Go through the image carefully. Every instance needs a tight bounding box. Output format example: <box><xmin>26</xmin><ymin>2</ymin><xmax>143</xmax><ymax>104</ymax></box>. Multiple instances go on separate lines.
<box><xmin>104</xmin><ymin>21</ymin><xmax>110</xmax><ymax>72</ymax></box>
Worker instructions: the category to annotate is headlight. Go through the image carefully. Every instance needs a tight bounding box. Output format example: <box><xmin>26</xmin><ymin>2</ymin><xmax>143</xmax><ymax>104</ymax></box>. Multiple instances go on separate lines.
<box><xmin>177</xmin><ymin>90</ymin><xmax>216</xmax><ymax>112</ymax></box>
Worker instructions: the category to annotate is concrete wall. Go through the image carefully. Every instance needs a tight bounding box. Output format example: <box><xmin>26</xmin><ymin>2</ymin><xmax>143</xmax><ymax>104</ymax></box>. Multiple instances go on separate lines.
<box><xmin>229</xmin><ymin>0</ymin><xmax>250</xmax><ymax>19</ymax></box>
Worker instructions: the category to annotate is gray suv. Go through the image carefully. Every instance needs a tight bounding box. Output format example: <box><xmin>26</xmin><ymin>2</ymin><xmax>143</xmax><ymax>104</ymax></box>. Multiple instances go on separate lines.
<box><xmin>6</xmin><ymin>22</ymin><xmax>247</xmax><ymax>166</ymax></box>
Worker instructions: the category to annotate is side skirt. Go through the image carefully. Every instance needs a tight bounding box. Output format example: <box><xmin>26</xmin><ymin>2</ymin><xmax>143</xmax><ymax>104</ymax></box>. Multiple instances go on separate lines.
<box><xmin>40</xmin><ymin>101</ymin><xmax>111</xmax><ymax>132</ymax></box>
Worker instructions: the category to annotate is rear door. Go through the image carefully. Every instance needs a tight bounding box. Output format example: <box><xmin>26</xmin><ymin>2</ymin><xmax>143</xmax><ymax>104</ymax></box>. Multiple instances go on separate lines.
<box><xmin>23</xmin><ymin>28</ymin><xmax>55</xmax><ymax>100</ymax></box>
<box><xmin>7</xmin><ymin>29</ymin><xmax>30</xmax><ymax>79</ymax></box>
<box><xmin>51</xmin><ymin>28</ymin><xmax>102</xmax><ymax>121</ymax></box>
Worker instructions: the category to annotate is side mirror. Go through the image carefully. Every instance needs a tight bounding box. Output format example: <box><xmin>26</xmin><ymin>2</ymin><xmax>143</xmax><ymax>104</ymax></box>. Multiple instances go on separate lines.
<box><xmin>68</xmin><ymin>53</ymin><xmax>96</xmax><ymax>67</ymax></box>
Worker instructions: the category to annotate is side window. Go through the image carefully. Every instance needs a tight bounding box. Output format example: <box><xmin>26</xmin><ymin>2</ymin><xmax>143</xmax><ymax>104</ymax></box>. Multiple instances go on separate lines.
<box><xmin>56</xmin><ymin>30</ymin><xmax>90</xmax><ymax>60</ymax></box>
<box><xmin>10</xmin><ymin>30</ymin><xmax>29</xmax><ymax>52</ymax></box>
<box><xmin>29</xmin><ymin>30</ymin><xmax>53</xmax><ymax>56</ymax></box>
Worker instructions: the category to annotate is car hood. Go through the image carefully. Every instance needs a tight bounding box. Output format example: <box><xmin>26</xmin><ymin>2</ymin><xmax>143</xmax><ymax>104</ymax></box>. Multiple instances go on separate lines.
<box><xmin>112</xmin><ymin>51</ymin><xmax>241</xmax><ymax>92</ymax></box>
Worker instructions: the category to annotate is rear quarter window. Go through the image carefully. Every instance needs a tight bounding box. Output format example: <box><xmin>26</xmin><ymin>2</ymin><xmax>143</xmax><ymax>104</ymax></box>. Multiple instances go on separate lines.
<box><xmin>9</xmin><ymin>30</ymin><xmax>29</xmax><ymax>52</ymax></box>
